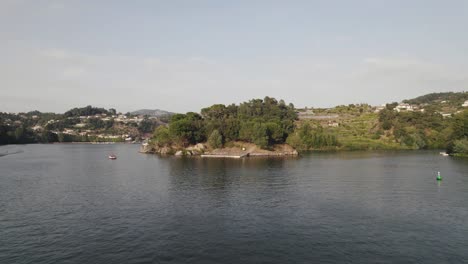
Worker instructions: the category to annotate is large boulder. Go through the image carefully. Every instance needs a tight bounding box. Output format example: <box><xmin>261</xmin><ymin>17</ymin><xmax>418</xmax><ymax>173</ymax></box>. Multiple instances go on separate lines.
<box><xmin>186</xmin><ymin>143</ymin><xmax>206</xmax><ymax>155</ymax></box>
<box><xmin>195</xmin><ymin>143</ymin><xmax>206</xmax><ymax>150</ymax></box>
<box><xmin>159</xmin><ymin>146</ymin><xmax>172</xmax><ymax>155</ymax></box>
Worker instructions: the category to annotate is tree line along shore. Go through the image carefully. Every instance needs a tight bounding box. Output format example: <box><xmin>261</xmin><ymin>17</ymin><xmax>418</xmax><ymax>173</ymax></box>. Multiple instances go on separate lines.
<box><xmin>145</xmin><ymin>92</ymin><xmax>468</xmax><ymax>157</ymax></box>
<box><xmin>1</xmin><ymin>92</ymin><xmax>468</xmax><ymax>157</ymax></box>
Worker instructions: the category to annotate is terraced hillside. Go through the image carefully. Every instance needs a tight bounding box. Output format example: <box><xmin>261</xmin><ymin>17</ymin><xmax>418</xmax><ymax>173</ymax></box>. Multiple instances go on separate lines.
<box><xmin>295</xmin><ymin>104</ymin><xmax>403</xmax><ymax>150</ymax></box>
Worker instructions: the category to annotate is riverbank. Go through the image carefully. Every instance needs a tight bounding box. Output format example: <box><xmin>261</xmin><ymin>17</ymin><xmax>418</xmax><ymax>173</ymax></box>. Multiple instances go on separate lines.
<box><xmin>140</xmin><ymin>141</ymin><xmax>299</xmax><ymax>157</ymax></box>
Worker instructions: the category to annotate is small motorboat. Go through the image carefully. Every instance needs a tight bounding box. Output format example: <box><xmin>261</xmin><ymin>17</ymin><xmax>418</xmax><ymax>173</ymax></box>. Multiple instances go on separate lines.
<box><xmin>108</xmin><ymin>155</ymin><xmax>117</xmax><ymax>160</ymax></box>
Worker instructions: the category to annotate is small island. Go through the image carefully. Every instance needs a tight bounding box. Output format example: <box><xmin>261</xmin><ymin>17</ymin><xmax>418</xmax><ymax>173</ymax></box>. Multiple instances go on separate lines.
<box><xmin>141</xmin><ymin>97</ymin><xmax>300</xmax><ymax>157</ymax></box>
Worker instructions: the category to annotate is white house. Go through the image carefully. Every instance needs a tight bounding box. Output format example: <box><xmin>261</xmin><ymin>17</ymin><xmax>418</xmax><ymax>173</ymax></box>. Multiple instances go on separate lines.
<box><xmin>462</xmin><ymin>100</ymin><xmax>468</xmax><ymax>107</ymax></box>
<box><xmin>395</xmin><ymin>103</ymin><xmax>414</xmax><ymax>112</ymax></box>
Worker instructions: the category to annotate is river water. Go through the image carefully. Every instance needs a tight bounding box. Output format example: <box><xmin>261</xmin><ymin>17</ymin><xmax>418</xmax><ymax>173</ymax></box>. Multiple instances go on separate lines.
<box><xmin>1</xmin><ymin>144</ymin><xmax>467</xmax><ymax>263</ymax></box>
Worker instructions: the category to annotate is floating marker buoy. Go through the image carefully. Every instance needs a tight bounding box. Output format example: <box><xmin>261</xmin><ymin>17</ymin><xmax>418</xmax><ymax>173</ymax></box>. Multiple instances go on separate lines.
<box><xmin>436</xmin><ymin>171</ymin><xmax>442</xmax><ymax>181</ymax></box>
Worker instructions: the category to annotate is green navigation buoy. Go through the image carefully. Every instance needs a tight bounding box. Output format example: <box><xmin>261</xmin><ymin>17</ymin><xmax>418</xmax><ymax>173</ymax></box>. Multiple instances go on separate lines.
<box><xmin>437</xmin><ymin>171</ymin><xmax>442</xmax><ymax>181</ymax></box>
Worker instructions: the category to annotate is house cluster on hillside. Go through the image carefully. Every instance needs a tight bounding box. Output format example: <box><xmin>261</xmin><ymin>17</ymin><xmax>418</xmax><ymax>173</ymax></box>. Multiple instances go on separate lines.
<box><xmin>394</xmin><ymin>103</ymin><xmax>425</xmax><ymax>113</ymax></box>
<box><xmin>58</xmin><ymin>114</ymin><xmax>156</xmax><ymax>141</ymax></box>
<box><xmin>392</xmin><ymin>100</ymin><xmax>468</xmax><ymax>117</ymax></box>
<box><xmin>72</xmin><ymin>114</ymin><xmax>145</xmax><ymax>124</ymax></box>
<box><xmin>0</xmin><ymin>111</ymin><xmax>161</xmax><ymax>143</ymax></box>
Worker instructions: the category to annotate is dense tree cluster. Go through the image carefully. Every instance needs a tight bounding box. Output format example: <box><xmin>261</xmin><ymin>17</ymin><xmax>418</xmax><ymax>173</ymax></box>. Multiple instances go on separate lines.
<box><xmin>0</xmin><ymin>123</ymin><xmax>35</xmax><ymax>144</ymax></box>
<box><xmin>64</xmin><ymin>105</ymin><xmax>111</xmax><ymax>117</ymax></box>
<box><xmin>379</xmin><ymin>106</ymin><xmax>468</xmax><ymax>154</ymax></box>
<box><xmin>152</xmin><ymin>97</ymin><xmax>297</xmax><ymax>149</ymax></box>
<box><xmin>446</xmin><ymin>111</ymin><xmax>468</xmax><ymax>155</ymax></box>
<box><xmin>137</xmin><ymin>117</ymin><xmax>159</xmax><ymax>134</ymax></box>
<box><xmin>379</xmin><ymin>108</ymin><xmax>449</xmax><ymax>149</ymax></box>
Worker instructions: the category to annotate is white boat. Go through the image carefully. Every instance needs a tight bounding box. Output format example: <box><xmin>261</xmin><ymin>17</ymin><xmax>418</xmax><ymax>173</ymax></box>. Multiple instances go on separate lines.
<box><xmin>108</xmin><ymin>155</ymin><xmax>117</xmax><ymax>160</ymax></box>
<box><xmin>440</xmin><ymin>152</ymin><xmax>449</xmax><ymax>156</ymax></box>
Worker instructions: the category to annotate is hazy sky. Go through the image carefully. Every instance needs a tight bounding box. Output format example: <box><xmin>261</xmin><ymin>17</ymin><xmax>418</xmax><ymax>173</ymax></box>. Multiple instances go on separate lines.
<box><xmin>1</xmin><ymin>0</ymin><xmax>467</xmax><ymax>113</ymax></box>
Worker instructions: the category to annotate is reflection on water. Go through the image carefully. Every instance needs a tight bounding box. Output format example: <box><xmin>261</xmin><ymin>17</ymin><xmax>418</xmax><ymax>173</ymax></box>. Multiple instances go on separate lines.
<box><xmin>168</xmin><ymin>157</ymin><xmax>293</xmax><ymax>190</ymax></box>
<box><xmin>0</xmin><ymin>145</ymin><xmax>24</xmax><ymax>157</ymax></box>
<box><xmin>0</xmin><ymin>144</ymin><xmax>467</xmax><ymax>264</ymax></box>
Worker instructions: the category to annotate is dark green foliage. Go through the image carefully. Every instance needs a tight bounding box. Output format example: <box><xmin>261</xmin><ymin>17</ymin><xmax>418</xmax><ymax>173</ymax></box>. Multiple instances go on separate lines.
<box><xmin>202</xmin><ymin>97</ymin><xmax>296</xmax><ymax>148</ymax></box>
<box><xmin>450</xmin><ymin>110</ymin><xmax>468</xmax><ymax>139</ymax></box>
<box><xmin>378</xmin><ymin>107</ymin><xmax>450</xmax><ymax>149</ymax></box>
<box><xmin>152</xmin><ymin>126</ymin><xmax>172</xmax><ymax>146</ymax></box>
<box><xmin>168</xmin><ymin>112</ymin><xmax>205</xmax><ymax>146</ymax></box>
<box><xmin>40</xmin><ymin>130</ymin><xmax>58</xmax><ymax>143</ymax></box>
<box><xmin>138</xmin><ymin>118</ymin><xmax>157</xmax><ymax>133</ymax></box>
<box><xmin>446</xmin><ymin>110</ymin><xmax>468</xmax><ymax>154</ymax></box>
<box><xmin>252</xmin><ymin>124</ymin><xmax>269</xmax><ymax>149</ymax></box>
<box><xmin>386</xmin><ymin>102</ymin><xmax>398</xmax><ymax>110</ymax></box>
<box><xmin>87</xmin><ymin>118</ymin><xmax>105</xmax><ymax>129</ymax></box>
<box><xmin>452</xmin><ymin>139</ymin><xmax>468</xmax><ymax>155</ymax></box>
<box><xmin>152</xmin><ymin>97</ymin><xmax>297</xmax><ymax>149</ymax></box>
<box><xmin>64</xmin><ymin>105</ymin><xmax>110</xmax><ymax>117</ymax></box>
<box><xmin>379</xmin><ymin>109</ymin><xmax>395</xmax><ymax>130</ymax></box>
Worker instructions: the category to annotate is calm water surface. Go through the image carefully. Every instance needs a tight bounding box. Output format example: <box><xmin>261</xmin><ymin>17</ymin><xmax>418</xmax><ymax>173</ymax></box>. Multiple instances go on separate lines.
<box><xmin>1</xmin><ymin>144</ymin><xmax>467</xmax><ymax>263</ymax></box>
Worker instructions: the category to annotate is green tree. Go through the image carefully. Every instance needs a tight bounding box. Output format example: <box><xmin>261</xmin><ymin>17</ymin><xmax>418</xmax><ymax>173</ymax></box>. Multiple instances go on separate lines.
<box><xmin>138</xmin><ymin>118</ymin><xmax>155</xmax><ymax>133</ymax></box>
<box><xmin>453</xmin><ymin>139</ymin><xmax>468</xmax><ymax>155</ymax></box>
<box><xmin>252</xmin><ymin>123</ymin><xmax>269</xmax><ymax>149</ymax></box>
<box><xmin>152</xmin><ymin>126</ymin><xmax>172</xmax><ymax>146</ymax></box>
<box><xmin>208</xmin><ymin>129</ymin><xmax>223</xmax><ymax>148</ymax></box>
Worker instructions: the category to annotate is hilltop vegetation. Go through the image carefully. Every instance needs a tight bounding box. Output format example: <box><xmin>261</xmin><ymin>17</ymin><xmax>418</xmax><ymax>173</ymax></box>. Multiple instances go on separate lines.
<box><xmin>403</xmin><ymin>92</ymin><xmax>468</xmax><ymax>106</ymax></box>
<box><xmin>151</xmin><ymin>97</ymin><xmax>297</xmax><ymax>151</ymax></box>
<box><xmin>64</xmin><ymin>105</ymin><xmax>115</xmax><ymax>117</ymax></box>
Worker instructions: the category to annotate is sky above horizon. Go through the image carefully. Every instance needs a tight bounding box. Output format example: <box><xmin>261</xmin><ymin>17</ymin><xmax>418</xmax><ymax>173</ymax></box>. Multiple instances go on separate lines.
<box><xmin>1</xmin><ymin>0</ymin><xmax>467</xmax><ymax>113</ymax></box>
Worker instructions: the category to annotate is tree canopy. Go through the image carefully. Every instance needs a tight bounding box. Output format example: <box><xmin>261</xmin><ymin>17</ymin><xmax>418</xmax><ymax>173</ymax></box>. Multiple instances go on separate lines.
<box><xmin>152</xmin><ymin>97</ymin><xmax>297</xmax><ymax>149</ymax></box>
<box><xmin>64</xmin><ymin>105</ymin><xmax>111</xmax><ymax>117</ymax></box>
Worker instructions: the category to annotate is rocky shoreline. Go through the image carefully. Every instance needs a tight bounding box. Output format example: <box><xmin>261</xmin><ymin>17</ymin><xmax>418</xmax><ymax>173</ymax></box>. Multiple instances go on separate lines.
<box><xmin>140</xmin><ymin>142</ymin><xmax>299</xmax><ymax>157</ymax></box>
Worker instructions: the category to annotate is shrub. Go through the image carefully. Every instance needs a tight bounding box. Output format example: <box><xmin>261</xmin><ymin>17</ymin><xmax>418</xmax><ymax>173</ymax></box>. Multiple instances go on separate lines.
<box><xmin>208</xmin><ymin>130</ymin><xmax>223</xmax><ymax>149</ymax></box>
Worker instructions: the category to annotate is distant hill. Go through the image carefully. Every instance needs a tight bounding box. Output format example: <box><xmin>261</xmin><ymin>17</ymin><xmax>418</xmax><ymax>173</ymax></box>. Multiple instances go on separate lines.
<box><xmin>131</xmin><ymin>109</ymin><xmax>175</xmax><ymax>117</ymax></box>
